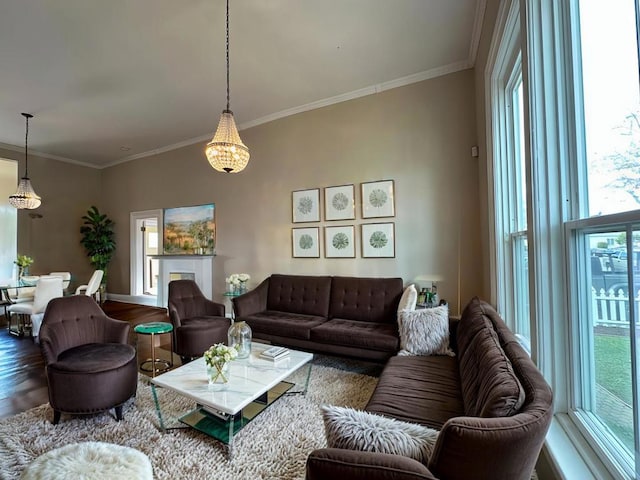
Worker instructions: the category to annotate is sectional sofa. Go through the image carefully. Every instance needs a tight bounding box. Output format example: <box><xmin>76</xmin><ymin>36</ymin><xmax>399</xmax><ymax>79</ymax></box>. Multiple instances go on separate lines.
<box><xmin>306</xmin><ymin>297</ymin><xmax>554</xmax><ymax>480</ymax></box>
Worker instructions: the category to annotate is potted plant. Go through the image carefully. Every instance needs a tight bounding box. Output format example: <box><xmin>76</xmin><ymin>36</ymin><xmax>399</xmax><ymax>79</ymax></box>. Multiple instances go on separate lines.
<box><xmin>80</xmin><ymin>206</ymin><xmax>116</xmax><ymax>302</ymax></box>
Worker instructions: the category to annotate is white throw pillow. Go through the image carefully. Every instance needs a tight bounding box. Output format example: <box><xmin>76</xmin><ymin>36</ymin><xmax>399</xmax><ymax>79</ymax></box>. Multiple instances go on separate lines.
<box><xmin>397</xmin><ymin>284</ymin><xmax>418</xmax><ymax>317</ymax></box>
<box><xmin>398</xmin><ymin>304</ymin><xmax>454</xmax><ymax>356</ymax></box>
<box><xmin>321</xmin><ymin>405</ymin><xmax>439</xmax><ymax>463</ymax></box>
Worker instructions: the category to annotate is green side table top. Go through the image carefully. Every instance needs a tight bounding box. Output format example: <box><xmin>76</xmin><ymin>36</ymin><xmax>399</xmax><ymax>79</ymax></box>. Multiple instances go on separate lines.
<box><xmin>134</xmin><ymin>322</ymin><xmax>173</xmax><ymax>335</ymax></box>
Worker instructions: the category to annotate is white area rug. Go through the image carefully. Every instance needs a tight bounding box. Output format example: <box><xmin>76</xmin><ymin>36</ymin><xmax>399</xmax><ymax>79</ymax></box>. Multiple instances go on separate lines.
<box><xmin>0</xmin><ymin>358</ymin><xmax>378</xmax><ymax>480</ymax></box>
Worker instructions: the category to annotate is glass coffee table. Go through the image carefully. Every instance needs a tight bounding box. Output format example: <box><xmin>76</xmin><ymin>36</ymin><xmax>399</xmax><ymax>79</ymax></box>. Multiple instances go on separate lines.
<box><xmin>150</xmin><ymin>342</ymin><xmax>313</xmax><ymax>458</ymax></box>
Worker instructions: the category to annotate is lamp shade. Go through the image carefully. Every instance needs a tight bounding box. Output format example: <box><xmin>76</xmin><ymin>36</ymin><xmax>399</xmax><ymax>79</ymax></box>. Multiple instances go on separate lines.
<box><xmin>8</xmin><ymin>177</ymin><xmax>41</xmax><ymax>209</ymax></box>
<box><xmin>205</xmin><ymin>110</ymin><xmax>250</xmax><ymax>173</ymax></box>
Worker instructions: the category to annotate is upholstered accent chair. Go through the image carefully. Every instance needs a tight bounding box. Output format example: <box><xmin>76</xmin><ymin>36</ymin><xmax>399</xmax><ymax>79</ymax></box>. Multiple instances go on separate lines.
<box><xmin>39</xmin><ymin>295</ymin><xmax>138</xmax><ymax>424</ymax></box>
<box><xmin>168</xmin><ymin>279</ymin><xmax>230</xmax><ymax>362</ymax></box>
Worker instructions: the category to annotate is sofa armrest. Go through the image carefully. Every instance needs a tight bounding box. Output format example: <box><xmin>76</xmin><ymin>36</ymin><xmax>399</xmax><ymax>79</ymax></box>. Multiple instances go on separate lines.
<box><xmin>428</xmin><ymin>414</ymin><xmax>550</xmax><ymax>480</ymax></box>
<box><xmin>233</xmin><ymin>277</ymin><xmax>269</xmax><ymax>317</ymax></box>
<box><xmin>306</xmin><ymin>448</ymin><xmax>437</xmax><ymax>480</ymax></box>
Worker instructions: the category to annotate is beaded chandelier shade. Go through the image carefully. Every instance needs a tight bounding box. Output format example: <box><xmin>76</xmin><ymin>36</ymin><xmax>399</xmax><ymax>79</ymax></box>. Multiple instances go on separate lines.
<box><xmin>205</xmin><ymin>0</ymin><xmax>250</xmax><ymax>173</ymax></box>
<box><xmin>9</xmin><ymin>113</ymin><xmax>41</xmax><ymax>210</ymax></box>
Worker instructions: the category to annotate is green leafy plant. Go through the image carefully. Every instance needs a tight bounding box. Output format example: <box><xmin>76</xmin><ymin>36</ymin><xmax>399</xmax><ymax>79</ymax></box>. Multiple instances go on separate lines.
<box><xmin>80</xmin><ymin>206</ymin><xmax>116</xmax><ymax>282</ymax></box>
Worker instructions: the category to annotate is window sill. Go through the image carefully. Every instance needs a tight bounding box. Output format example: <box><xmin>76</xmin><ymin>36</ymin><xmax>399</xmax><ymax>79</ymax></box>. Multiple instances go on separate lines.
<box><xmin>542</xmin><ymin>415</ymin><xmax>619</xmax><ymax>480</ymax></box>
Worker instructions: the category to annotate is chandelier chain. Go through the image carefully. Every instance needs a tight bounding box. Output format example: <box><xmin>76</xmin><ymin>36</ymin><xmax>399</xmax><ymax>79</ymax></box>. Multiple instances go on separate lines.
<box><xmin>226</xmin><ymin>0</ymin><xmax>230</xmax><ymax>111</ymax></box>
<box><xmin>24</xmin><ymin>114</ymin><xmax>29</xmax><ymax>177</ymax></box>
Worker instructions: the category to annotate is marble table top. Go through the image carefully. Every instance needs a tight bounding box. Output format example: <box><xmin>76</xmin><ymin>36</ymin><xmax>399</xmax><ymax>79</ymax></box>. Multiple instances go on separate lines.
<box><xmin>151</xmin><ymin>342</ymin><xmax>313</xmax><ymax>415</ymax></box>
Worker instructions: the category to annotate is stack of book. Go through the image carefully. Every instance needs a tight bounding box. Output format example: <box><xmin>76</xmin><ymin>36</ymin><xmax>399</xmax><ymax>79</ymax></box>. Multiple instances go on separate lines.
<box><xmin>259</xmin><ymin>346</ymin><xmax>290</xmax><ymax>361</ymax></box>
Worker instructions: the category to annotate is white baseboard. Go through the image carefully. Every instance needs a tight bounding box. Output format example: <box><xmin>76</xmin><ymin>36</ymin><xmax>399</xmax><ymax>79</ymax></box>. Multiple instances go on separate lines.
<box><xmin>107</xmin><ymin>293</ymin><xmax>161</xmax><ymax>308</ymax></box>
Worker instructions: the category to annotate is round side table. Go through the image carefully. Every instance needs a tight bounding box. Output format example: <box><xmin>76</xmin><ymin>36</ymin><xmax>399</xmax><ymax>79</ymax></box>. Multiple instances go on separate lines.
<box><xmin>134</xmin><ymin>321</ymin><xmax>174</xmax><ymax>377</ymax></box>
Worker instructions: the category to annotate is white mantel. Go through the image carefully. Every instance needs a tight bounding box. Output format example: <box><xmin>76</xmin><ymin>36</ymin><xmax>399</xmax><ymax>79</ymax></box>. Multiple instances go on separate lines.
<box><xmin>150</xmin><ymin>255</ymin><xmax>214</xmax><ymax>308</ymax></box>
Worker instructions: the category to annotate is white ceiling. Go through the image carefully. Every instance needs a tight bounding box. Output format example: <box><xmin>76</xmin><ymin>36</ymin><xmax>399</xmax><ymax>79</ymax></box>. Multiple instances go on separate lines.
<box><xmin>0</xmin><ymin>0</ymin><xmax>484</xmax><ymax>168</ymax></box>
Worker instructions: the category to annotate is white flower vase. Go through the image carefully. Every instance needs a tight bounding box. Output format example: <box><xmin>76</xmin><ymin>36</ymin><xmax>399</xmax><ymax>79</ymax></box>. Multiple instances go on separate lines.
<box><xmin>207</xmin><ymin>361</ymin><xmax>230</xmax><ymax>390</ymax></box>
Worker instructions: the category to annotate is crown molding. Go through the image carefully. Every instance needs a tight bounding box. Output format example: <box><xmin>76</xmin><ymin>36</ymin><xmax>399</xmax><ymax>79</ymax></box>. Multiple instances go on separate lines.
<box><xmin>469</xmin><ymin>0</ymin><xmax>487</xmax><ymax>65</ymax></box>
<box><xmin>0</xmin><ymin>142</ymin><xmax>99</xmax><ymax>169</ymax></box>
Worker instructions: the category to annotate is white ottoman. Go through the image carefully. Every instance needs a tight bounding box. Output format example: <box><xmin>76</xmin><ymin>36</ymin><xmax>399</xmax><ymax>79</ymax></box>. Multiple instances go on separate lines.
<box><xmin>21</xmin><ymin>441</ymin><xmax>153</xmax><ymax>479</ymax></box>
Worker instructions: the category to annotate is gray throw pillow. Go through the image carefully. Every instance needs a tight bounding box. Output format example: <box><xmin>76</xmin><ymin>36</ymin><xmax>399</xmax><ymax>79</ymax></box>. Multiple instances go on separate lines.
<box><xmin>398</xmin><ymin>304</ymin><xmax>454</xmax><ymax>356</ymax></box>
<box><xmin>321</xmin><ymin>405</ymin><xmax>439</xmax><ymax>463</ymax></box>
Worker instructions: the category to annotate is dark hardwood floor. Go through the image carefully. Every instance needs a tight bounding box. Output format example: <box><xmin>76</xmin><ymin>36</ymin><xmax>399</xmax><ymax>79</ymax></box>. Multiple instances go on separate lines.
<box><xmin>0</xmin><ymin>300</ymin><xmax>171</xmax><ymax>419</ymax></box>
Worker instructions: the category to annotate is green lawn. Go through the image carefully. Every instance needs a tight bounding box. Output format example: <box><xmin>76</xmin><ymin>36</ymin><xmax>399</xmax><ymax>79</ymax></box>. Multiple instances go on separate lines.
<box><xmin>595</xmin><ymin>333</ymin><xmax>632</xmax><ymax>405</ymax></box>
<box><xmin>594</xmin><ymin>333</ymin><xmax>633</xmax><ymax>451</ymax></box>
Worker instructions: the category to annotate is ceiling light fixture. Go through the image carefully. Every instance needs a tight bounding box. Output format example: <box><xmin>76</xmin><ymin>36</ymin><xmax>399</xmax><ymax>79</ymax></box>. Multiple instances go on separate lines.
<box><xmin>9</xmin><ymin>113</ymin><xmax>41</xmax><ymax>210</ymax></box>
<box><xmin>205</xmin><ymin>0</ymin><xmax>250</xmax><ymax>173</ymax></box>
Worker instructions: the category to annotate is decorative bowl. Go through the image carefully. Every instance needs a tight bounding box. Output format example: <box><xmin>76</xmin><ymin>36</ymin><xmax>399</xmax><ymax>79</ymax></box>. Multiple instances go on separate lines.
<box><xmin>20</xmin><ymin>276</ymin><xmax>39</xmax><ymax>286</ymax></box>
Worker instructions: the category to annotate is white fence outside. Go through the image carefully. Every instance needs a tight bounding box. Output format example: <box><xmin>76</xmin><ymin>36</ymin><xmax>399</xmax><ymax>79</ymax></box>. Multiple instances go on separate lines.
<box><xmin>592</xmin><ymin>288</ymin><xmax>640</xmax><ymax>327</ymax></box>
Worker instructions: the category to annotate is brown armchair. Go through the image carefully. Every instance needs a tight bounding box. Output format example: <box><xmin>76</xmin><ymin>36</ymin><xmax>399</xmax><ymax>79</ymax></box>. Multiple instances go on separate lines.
<box><xmin>168</xmin><ymin>280</ymin><xmax>231</xmax><ymax>362</ymax></box>
<box><xmin>39</xmin><ymin>295</ymin><xmax>138</xmax><ymax>424</ymax></box>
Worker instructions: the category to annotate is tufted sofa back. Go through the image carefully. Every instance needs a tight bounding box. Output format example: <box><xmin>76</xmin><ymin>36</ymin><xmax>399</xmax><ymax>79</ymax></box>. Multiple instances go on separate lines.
<box><xmin>329</xmin><ymin>276</ymin><xmax>403</xmax><ymax>323</ymax></box>
<box><xmin>266</xmin><ymin>274</ymin><xmax>332</xmax><ymax>317</ymax></box>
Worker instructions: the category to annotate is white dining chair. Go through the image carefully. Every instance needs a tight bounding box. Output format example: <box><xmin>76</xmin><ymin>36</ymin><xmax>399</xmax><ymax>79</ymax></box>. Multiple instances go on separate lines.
<box><xmin>8</xmin><ymin>275</ymin><xmax>64</xmax><ymax>339</ymax></box>
<box><xmin>49</xmin><ymin>272</ymin><xmax>72</xmax><ymax>291</ymax></box>
<box><xmin>75</xmin><ymin>270</ymin><xmax>104</xmax><ymax>297</ymax></box>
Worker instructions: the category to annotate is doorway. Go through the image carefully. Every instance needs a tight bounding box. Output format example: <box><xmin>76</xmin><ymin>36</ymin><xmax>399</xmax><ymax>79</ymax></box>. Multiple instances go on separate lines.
<box><xmin>130</xmin><ymin>210</ymin><xmax>162</xmax><ymax>301</ymax></box>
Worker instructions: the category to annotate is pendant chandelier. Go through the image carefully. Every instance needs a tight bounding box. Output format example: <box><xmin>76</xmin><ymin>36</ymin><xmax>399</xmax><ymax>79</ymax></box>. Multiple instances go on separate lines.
<box><xmin>205</xmin><ymin>0</ymin><xmax>250</xmax><ymax>173</ymax></box>
<box><xmin>9</xmin><ymin>113</ymin><xmax>41</xmax><ymax>210</ymax></box>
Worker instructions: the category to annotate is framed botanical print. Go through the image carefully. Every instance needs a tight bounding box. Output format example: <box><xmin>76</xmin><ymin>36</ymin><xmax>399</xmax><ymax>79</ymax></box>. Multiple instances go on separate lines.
<box><xmin>361</xmin><ymin>179</ymin><xmax>395</xmax><ymax>218</ymax></box>
<box><xmin>324</xmin><ymin>184</ymin><xmax>355</xmax><ymax>221</ymax></box>
<box><xmin>361</xmin><ymin>222</ymin><xmax>395</xmax><ymax>258</ymax></box>
<box><xmin>292</xmin><ymin>227</ymin><xmax>320</xmax><ymax>258</ymax></box>
<box><xmin>292</xmin><ymin>188</ymin><xmax>320</xmax><ymax>223</ymax></box>
<box><xmin>324</xmin><ymin>225</ymin><xmax>355</xmax><ymax>258</ymax></box>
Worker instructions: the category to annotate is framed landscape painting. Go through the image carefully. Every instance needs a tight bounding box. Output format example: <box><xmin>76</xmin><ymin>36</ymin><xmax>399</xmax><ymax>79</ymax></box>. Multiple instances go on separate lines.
<box><xmin>325</xmin><ymin>225</ymin><xmax>355</xmax><ymax>258</ymax></box>
<box><xmin>163</xmin><ymin>204</ymin><xmax>215</xmax><ymax>255</ymax></box>
<box><xmin>292</xmin><ymin>227</ymin><xmax>320</xmax><ymax>258</ymax></box>
<box><xmin>324</xmin><ymin>184</ymin><xmax>355</xmax><ymax>221</ymax></box>
<box><xmin>292</xmin><ymin>188</ymin><xmax>320</xmax><ymax>223</ymax></box>
<box><xmin>361</xmin><ymin>222</ymin><xmax>395</xmax><ymax>258</ymax></box>
<box><xmin>361</xmin><ymin>179</ymin><xmax>395</xmax><ymax>218</ymax></box>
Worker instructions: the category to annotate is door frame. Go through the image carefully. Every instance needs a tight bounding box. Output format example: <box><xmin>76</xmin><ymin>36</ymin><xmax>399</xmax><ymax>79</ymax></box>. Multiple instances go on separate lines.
<box><xmin>129</xmin><ymin>209</ymin><xmax>163</xmax><ymax>301</ymax></box>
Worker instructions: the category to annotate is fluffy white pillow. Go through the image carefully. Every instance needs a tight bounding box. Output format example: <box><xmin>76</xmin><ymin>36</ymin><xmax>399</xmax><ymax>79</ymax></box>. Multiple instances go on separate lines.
<box><xmin>397</xmin><ymin>284</ymin><xmax>417</xmax><ymax>317</ymax></box>
<box><xmin>398</xmin><ymin>304</ymin><xmax>454</xmax><ymax>356</ymax></box>
<box><xmin>321</xmin><ymin>405</ymin><xmax>439</xmax><ymax>463</ymax></box>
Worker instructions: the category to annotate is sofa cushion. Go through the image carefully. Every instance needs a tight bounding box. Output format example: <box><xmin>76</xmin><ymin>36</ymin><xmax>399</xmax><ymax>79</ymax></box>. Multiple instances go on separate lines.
<box><xmin>329</xmin><ymin>276</ymin><xmax>404</xmax><ymax>323</ymax></box>
<box><xmin>52</xmin><ymin>343</ymin><xmax>136</xmax><ymax>373</ymax></box>
<box><xmin>457</xmin><ymin>297</ymin><xmax>526</xmax><ymax>417</ymax></box>
<box><xmin>366</xmin><ymin>355</ymin><xmax>464</xmax><ymax>429</ymax></box>
<box><xmin>322</xmin><ymin>405</ymin><xmax>439</xmax><ymax>464</ymax></box>
<box><xmin>266</xmin><ymin>274</ymin><xmax>332</xmax><ymax>317</ymax></box>
<box><xmin>244</xmin><ymin>310</ymin><xmax>328</xmax><ymax>340</ymax></box>
<box><xmin>310</xmin><ymin>318</ymin><xmax>399</xmax><ymax>352</ymax></box>
<box><xmin>398</xmin><ymin>305</ymin><xmax>454</xmax><ymax>357</ymax></box>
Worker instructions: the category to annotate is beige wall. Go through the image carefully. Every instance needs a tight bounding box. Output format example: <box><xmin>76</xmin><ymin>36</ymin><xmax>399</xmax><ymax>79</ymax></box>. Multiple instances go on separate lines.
<box><xmin>3</xmin><ymin>146</ymin><xmax>103</xmax><ymax>288</ymax></box>
<box><xmin>102</xmin><ymin>69</ymin><xmax>483</xmax><ymax>314</ymax></box>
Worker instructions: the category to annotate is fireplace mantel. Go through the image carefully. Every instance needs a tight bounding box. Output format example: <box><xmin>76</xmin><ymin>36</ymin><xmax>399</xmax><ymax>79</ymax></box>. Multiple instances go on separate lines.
<box><xmin>150</xmin><ymin>255</ymin><xmax>214</xmax><ymax>308</ymax></box>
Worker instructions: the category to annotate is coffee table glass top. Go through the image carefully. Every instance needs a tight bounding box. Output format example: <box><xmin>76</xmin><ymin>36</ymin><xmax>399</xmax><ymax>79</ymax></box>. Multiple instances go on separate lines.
<box><xmin>150</xmin><ymin>342</ymin><xmax>313</xmax><ymax>416</ymax></box>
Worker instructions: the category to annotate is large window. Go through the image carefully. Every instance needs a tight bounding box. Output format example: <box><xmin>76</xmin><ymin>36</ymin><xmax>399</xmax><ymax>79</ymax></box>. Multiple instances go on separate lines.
<box><xmin>568</xmin><ymin>0</ymin><xmax>640</xmax><ymax>476</ymax></box>
<box><xmin>489</xmin><ymin>1</ymin><xmax>531</xmax><ymax>345</ymax></box>
<box><xmin>490</xmin><ymin>0</ymin><xmax>640</xmax><ymax>477</ymax></box>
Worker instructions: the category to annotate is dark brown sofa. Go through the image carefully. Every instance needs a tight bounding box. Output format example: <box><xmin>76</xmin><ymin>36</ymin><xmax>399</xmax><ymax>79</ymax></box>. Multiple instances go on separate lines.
<box><xmin>306</xmin><ymin>297</ymin><xmax>554</xmax><ymax>480</ymax></box>
<box><xmin>232</xmin><ymin>274</ymin><xmax>404</xmax><ymax>361</ymax></box>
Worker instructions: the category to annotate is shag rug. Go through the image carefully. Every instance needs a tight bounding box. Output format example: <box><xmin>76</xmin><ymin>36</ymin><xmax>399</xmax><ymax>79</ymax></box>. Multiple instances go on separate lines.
<box><xmin>0</xmin><ymin>357</ymin><xmax>380</xmax><ymax>480</ymax></box>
